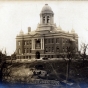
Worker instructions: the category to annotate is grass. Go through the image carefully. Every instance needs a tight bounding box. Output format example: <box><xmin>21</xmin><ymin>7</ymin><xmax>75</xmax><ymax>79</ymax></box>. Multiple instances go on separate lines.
<box><xmin>3</xmin><ymin>60</ymin><xmax>88</xmax><ymax>85</ymax></box>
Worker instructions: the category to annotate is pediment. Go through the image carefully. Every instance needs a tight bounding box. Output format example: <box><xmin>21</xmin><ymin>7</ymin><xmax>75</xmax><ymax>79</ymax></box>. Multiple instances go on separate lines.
<box><xmin>33</xmin><ymin>33</ymin><xmax>42</xmax><ymax>37</ymax></box>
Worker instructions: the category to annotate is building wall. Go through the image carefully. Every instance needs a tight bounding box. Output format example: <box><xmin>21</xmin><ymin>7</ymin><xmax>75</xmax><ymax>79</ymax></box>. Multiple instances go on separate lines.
<box><xmin>16</xmin><ymin>34</ymin><xmax>78</xmax><ymax>59</ymax></box>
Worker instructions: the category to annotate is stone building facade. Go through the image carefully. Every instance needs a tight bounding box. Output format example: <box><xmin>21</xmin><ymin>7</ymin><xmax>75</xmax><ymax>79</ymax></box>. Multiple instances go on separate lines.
<box><xmin>16</xmin><ymin>4</ymin><xmax>78</xmax><ymax>59</ymax></box>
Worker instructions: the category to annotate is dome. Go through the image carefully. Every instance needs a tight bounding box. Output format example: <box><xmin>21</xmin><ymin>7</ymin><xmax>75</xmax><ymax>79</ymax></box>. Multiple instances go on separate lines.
<box><xmin>41</xmin><ymin>4</ymin><xmax>54</xmax><ymax>14</ymax></box>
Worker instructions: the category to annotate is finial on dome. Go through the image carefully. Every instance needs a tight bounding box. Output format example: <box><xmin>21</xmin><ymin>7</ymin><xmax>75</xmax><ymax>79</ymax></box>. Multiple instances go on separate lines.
<box><xmin>19</xmin><ymin>29</ymin><xmax>24</xmax><ymax>35</ymax></box>
<box><xmin>71</xmin><ymin>26</ymin><xmax>75</xmax><ymax>33</ymax></box>
<box><xmin>45</xmin><ymin>4</ymin><xmax>48</xmax><ymax>5</ymax></box>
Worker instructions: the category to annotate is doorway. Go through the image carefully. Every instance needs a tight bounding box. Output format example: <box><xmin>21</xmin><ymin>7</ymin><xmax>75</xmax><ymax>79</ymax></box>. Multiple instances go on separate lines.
<box><xmin>35</xmin><ymin>51</ymin><xmax>40</xmax><ymax>59</ymax></box>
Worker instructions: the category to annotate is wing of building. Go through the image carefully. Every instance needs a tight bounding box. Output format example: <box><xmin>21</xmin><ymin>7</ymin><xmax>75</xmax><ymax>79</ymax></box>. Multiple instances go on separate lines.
<box><xmin>16</xmin><ymin>4</ymin><xmax>78</xmax><ymax>60</ymax></box>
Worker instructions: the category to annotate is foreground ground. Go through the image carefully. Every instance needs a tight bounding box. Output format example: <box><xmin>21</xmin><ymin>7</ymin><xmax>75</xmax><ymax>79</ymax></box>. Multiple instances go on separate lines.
<box><xmin>2</xmin><ymin>59</ymin><xmax>88</xmax><ymax>88</ymax></box>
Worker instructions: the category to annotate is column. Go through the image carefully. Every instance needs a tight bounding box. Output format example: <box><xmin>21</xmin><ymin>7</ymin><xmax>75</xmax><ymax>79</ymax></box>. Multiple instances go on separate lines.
<box><xmin>41</xmin><ymin>38</ymin><xmax>42</xmax><ymax>49</ymax></box>
<box><xmin>32</xmin><ymin>39</ymin><xmax>34</xmax><ymax>50</ymax></box>
<box><xmin>45</xmin><ymin>16</ymin><xmax>47</xmax><ymax>24</ymax></box>
<box><xmin>42</xmin><ymin>38</ymin><xmax>44</xmax><ymax>49</ymax></box>
<box><xmin>34</xmin><ymin>39</ymin><xmax>35</xmax><ymax>50</ymax></box>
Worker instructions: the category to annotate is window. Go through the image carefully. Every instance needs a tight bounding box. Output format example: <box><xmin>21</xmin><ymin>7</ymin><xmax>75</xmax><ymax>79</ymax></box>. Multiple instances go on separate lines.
<box><xmin>45</xmin><ymin>47</ymin><xmax>48</xmax><ymax>52</ymax></box>
<box><xmin>48</xmin><ymin>55</ymin><xmax>50</xmax><ymax>58</ymax></box>
<box><xmin>51</xmin><ymin>55</ymin><xmax>53</xmax><ymax>58</ymax></box>
<box><xmin>27</xmin><ymin>48</ymin><xmax>29</xmax><ymax>53</ymax></box>
<box><xmin>48</xmin><ymin>39</ymin><xmax>50</xmax><ymax>43</ymax></box>
<box><xmin>18</xmin><ymin>48</ymin><xmax>21</xmax><ymax>54</ymax></box>
<box><xmin>47</xmin><ymin>16</ymin><xmax>50</xmax><ymax>23</ymax></box>
<box><xmin>66</xmin><ymin>39</ymin><xmax>68</xmax><ymax>43</ymax></box>
<box><xmin>27</xmin><ymin>41</ymin><xmax>29</xmax><ymax>45</ymax></box>
<box><xmin>52</xmin><ymin>39</ymin><xmax>54</xmax><ymax>43</ymax></box>
<box><xmin>56</xmin><ymin>38</ymin><xmax>59</xmax><ymax>43</ymax></box>
<box><xmin>43</xmin><ymin>16</ymin><xmax>45</xmax><ymax>23</ymax></box>
<box><xmin>24</xmin><ymin>48</ymin><xmax>26</xmax><ymax>53</ymax></box>
<box><xmin>45</xmin><ymin>39</ymin><xmax>47</xmax><ymax>44</ymax></box>
<box><xmin>52</xmin><ymin>47</ymin><xmax>54</xmax><ymax>52</ymax></box>
<box><xmin>18</xmin><ymin>41</ymin><xmax>20</xmax><ymax>46</ymax></box>
<box><xmin>29</xmin><ymin>56</ymin><xmax>31</xmax><ymax>59</ymax></box>
<box><xmin>29</xmin><ymin>40</ymin><xmax>31</xmax><ymax>44</ymax></box>
<box><xmin>63</xmin><ymin>48</ymin><xmax>65</xmax><ymax>52</ymax></box>
<box><xmin>63</xmin><ymin>38</ymin><xmax>64</xmax><ymax>43</ymax></box>
<box><xmin>30</xmin><ymin>48</ymin><xmax>31</xmax><ymax>53</ymax></box>
<box><xmin>49</xmin><ymin>47</ymin><xmax>50</xmax><ymax>52</ymax></box>
<box><xmin>56</xmin><ymin>46</ymin><xmax>59</xmax><ymax>52</ymax></box>
<box><xmin>24</xmin><ymin>41</ymin><xmax>26</xmax><ymax>45</ymax></box>
<box><xmin>57</xmin><ymin>55</ymin><xmax>59</xmax><ymax>58</ymax></box>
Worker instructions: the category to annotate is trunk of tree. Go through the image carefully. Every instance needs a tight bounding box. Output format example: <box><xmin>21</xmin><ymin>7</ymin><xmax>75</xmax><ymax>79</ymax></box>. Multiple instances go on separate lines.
<box><xmin>0</xmin><ymin>62</ymin><xmax>6</xmax><ymax>82</ymax></box>
<box><xmin>67</xmin><ymin>59</ymin><xmax>71</xmax><ymax>80</ymax></box>
<box><xmin>83</xmin><ymin>52</ymin><xmax>86</xmax><ymax>67</ymax></box>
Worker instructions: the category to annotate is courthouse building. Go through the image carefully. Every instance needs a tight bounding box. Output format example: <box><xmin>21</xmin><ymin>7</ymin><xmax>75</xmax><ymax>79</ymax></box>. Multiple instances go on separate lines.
<box><xmin>16</xmin><ymin>4</ymin><xmax>78</xmax><ymax>59</ymax></box>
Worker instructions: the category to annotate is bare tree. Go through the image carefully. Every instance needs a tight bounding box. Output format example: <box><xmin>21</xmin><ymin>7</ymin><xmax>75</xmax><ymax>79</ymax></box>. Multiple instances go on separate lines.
<box><xmin>62</xmin><ymin>39</ymin><xmax>76</xmax><ymax>80</ymax></box>
<box><xmin>66</xmin><ymin>39</ymin><xmax>76</xmax><ymax>78</ymax></box>
<box><xmin>80</xmin><ymin>42</ymin><xmax>88</xmax><ymax>67</ymax></box>
<box><xmin>0</xmin><ymin>50</ymin><xmax>7</xmax><ymax>82</ymax></box>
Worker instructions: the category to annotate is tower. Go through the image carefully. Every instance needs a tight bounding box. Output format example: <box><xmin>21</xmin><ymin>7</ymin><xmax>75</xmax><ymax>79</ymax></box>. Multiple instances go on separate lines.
<box><xmin>40</xmin><ymin>4</ymin><xmax>54</xmax><ymax>25</ymax></box>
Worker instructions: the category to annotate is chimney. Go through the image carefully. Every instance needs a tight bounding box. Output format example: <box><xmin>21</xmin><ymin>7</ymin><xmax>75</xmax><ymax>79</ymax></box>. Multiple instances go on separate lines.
<box><xmin>28</xmin><ymin>27</ymin><xmax>31</xmax><ymax>33</ymax></box>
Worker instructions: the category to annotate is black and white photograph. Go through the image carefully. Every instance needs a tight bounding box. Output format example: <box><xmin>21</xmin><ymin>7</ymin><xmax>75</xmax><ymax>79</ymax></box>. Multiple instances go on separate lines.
<box><xmin>0</xmin><ymin>0</ymin><xmax>88</xmax><ymax>88</ymax></box>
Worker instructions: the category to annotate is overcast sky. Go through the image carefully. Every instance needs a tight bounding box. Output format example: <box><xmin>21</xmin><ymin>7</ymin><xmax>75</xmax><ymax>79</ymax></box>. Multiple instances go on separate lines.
<box><xmin>0</xmin><ymin>1</ymin><xmax>88</xmax><ymax>55</ymax></box>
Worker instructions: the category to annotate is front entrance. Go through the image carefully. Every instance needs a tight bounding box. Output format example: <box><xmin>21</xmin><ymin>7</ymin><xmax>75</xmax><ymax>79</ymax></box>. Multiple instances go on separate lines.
<box><xmin>35</xmin><ymin>51</ymin><xmax>40</xmax><ymax>59</ymax></box>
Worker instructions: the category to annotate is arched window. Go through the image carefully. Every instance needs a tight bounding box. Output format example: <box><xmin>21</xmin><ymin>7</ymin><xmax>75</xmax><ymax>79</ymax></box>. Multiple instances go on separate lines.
<box><xmin>47</xmin><ymin>16</ymin><xmax>50</xmax><ymax>23</ymax></box>
<box><xmin>18</xmin><ymin>48</ymin><xmax>21</xmax><ymax>54</ymax></box>
<box><xmin>18</xmin><ymin>41</ymin><xmax>20</xmax><ymax>46</ymax></box>
<box><xmin>43</xmin><ymin>16</ymin><xmax>45</xmax><ymax>23</ymax></box>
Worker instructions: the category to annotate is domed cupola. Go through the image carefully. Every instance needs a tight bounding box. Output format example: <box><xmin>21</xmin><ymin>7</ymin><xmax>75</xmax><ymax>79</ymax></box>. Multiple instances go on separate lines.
<box><xmin>40</xmin><ymin>4</ymin><xmax>54</xmax><ymax>25</ymax></box>
<box><xmin>40</xmin><ymin>4</ymin><xmax>54</xmax><ymax>15</ymax></box>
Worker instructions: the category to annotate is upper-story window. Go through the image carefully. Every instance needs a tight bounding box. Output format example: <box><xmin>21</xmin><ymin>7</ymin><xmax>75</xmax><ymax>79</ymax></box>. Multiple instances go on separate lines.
<box><xmin>30</xmin><ymin>48</ymin><xmax>31</xmax><ymax>53</ymax></box>
<box><xmin>18</xmin><ymin>41</ymin><xmax>20</xmax><ymax>46</ymax></box>
<box><xmin>48</xmin><ymin>39</ymin><xmax>50</xmax><ymax>43</ymax></box>
<box><xmin>24</xmin><ymin>48</ymin><xmax>26</xmax><ymax>53</ymax></box>
<box><xmin>47</xmin><ymin>16</ymin><xmax>50</xmax><ymax>23</ymax></box>
<box><xmin>18</xmin><ymin>48</ymin><xmax>21</xmax><ymax>54</ymax></box>
<box><xmin>49</xmin><ymin>47</ymin><xmax>50</xmax><ymax>52</ymax></box>
<box><xmin>63</xmin><ymin>38</ymin><xmax>65</xmax><ymax>43</ymax></box>
<box><xmin>63</xmin><ymin>47</ymin><xmax>65</xmax><ymax>52</ymax></box>
<box><xmin>29</xmin><ymin>40</ymin><xmax>31</xmax><ymax>44</ymax></box>
<box><xmin>56</xmin><ymin>38</ymin><xmax>59</xmax><ymax>43</ymax></box>
<box><xmin>45</xmin><ymin>47</ymin><xmax>48</xmax><ymax>52</ymax></box>
<box><xmin>52</xmin><ymin>39</ymin><xmax>54</xmax><ymax>43</ymax></box>
<box><xmin>43</xmin><ymin>16</ymin><xmax>45</xmax><ymax>23</ymax></box>
<box><xmin>27</xmin><ymin>41</ymin><xmax>29</xmax><ymax>45</ymax></box>
<box><xmin>27</xmin><ymin>48</ymin><xmax>29</xmax><ymax>53</ymax></box>
<box><xmin>56</xmin><ymin>46</ymin><xmax>59</xmax><ymax>52</ymax></box>
<box><xmin>45</xmin><ymin>39</ymin><xmax>47</xmax><ymax>44</ymax></box>
<box><xmin>52</xmin><ymin>47</ymin><xmax>54</xmax><ymax>52</ymax></box>
<box><xmin>24</xmin><ymin>41</ymin><xmax>26</xmax><ymax>45</ymax></box>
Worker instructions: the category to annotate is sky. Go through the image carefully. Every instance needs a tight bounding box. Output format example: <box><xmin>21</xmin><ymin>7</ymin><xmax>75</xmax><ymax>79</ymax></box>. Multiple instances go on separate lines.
<box><xmin>0</xmin><ymin>1</ymin><xmax>88</xmax><ymax>55</ymax></box>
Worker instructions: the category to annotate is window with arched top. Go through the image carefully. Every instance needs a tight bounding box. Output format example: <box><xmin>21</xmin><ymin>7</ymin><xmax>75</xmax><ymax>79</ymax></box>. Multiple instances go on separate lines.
<box><xmin>47</xmin><ymin>16</ymin><xmax>50</xmax><ymax>23</ymax></box>
<box><xmin>18</xmin><ymin>48</ymin><xmax>21</xmax><ymax>54</ymax></box>
<box><xmin>43</xmin><ymin>16</ymin><xmax>45</xmax><ymax>23</ymax></box>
